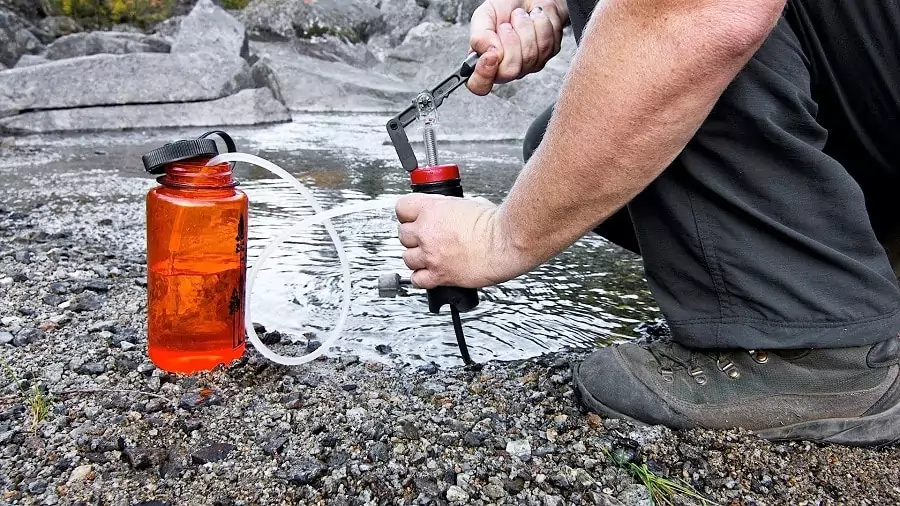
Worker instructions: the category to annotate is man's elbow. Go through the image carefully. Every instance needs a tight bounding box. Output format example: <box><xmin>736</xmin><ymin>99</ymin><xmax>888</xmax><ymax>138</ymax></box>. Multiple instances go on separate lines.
<box><xmin>707</xmin><ymin>0</ymin><xmax>788</xmax><ymax>59</ymax></box>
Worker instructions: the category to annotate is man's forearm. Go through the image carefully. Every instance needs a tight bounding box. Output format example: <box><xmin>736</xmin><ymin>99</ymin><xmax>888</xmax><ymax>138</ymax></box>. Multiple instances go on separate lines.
<box><xmin>497</xmin><ymin>0</ymin><xmax>785</xmax><ymax>268</ymax></box>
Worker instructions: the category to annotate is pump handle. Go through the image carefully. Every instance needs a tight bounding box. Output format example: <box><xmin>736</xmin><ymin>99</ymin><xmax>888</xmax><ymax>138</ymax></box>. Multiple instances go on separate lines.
<box><xmin>387</xmin><ymin>52</ymin><xmax>480</xmax><ymax>172</ymax></box>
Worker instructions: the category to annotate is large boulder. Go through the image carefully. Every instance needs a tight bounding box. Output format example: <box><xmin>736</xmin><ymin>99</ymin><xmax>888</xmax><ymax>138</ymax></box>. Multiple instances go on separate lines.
<box><xmin>0</xmin><ymin>52</ymin><xmax>252</xmax><ymax>116</ymax></box>
<box><xmin>292</xmin><ymin>35</ymin><xmax>379</xmax><ymax>68</ymax></box>
<box><xmin>376</xmin><ymin>22</ymin><xmax>471</xmax><ymax>87</ymax></box>
<box><xmin>14</xmin><ymin>54</ymin><xmax>48</xmax><ymax>67</ymax></box>
<box><xmin>171</xmin><ymin>0</ymin><xmax>249</xmax><ymax>59</ymax></box>
<box><xmin>0</xmin><ymin>0</ymin><xmax>43</xmax><ymax>19</ymax></box>
<box><xmin>0</xmin><ymin>87</ymin><xmax>290</xmax><ymax>134</ymax></box>
<box><xmin>239</xmin><ymin>0</ymin><xmax>386</xmax><ymax>43</ymax></box>
<box><xmin>37</xmin><ymin>16</ymin><xmax>82</xmax><ymax>39</ymax></box>
<box><xmin>378</xmin><ymin>0</ymin><xmax>426</xmax><ymax>44</ymax></box>
<box><xmin>43</xmin><ymin>31</ymin><xmax>171</xmax><ymax>60</ymax></box>
<box><xmin>250</xmin><ymin>41</ymin><xmax>414</xmax><ymax>112</ymax></box>
<box><xmin>425</xmin><ymin>0</ymin><xmax>482</xmax><ymax>24</ymax></box>
<box><xmin>0</xmin><ymin>9</ymin><xmax>44</xmax><ymax>68</ymax></box>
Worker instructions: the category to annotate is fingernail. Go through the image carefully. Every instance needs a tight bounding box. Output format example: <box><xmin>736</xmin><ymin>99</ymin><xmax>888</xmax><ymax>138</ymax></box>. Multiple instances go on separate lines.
<box><xmin>529</xmin><ymin>6</ymin><xmax>545</xmax><ymax>18</ymax></box>
<box><xmin>514</xmin><ymin>7</ymin><xmax>529</xmax><ymax>17</ymax></box>
<box><xmin>500</xmin><ymin>22</ymin><xmax>513</xmax><ymax>32</ymax></box>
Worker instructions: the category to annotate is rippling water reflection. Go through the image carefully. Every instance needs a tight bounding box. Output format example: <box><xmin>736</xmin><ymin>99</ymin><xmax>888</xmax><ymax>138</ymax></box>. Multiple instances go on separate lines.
<box><xmin>233</xmin><ymin>116</ymin><xmax>661</xmax><ymax>367</ymax></box>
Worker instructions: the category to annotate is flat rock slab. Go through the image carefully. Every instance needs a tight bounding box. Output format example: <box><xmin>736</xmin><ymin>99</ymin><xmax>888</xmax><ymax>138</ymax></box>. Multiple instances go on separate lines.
<box><xmin>0</xmin><ymin>52</ymin><xmax>251</xmax><ymax>116</ymax></box>
<box><xmin>251</xmin><ymin>41</ymin><xmax>414</xmax><ymax>112</ymax></box>
<box><xmin>0</xmin><ymin>88</ymin><xmax>290</xmax><ymax>134</ymax></box>
<box><xmin>43</xmin><ymin>31</ymin><xmax>170</xmax><ymax>60</ymax></box>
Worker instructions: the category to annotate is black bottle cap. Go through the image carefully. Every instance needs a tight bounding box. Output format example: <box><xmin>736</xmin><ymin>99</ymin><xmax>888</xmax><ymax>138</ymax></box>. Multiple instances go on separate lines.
<box><xmin>142</xmin><ymin>139</ymin><xmax>219</xmax><ymax>175</ymax></box>
<box><xmin>141</xmin><ymin>130</ymin><xmax>237</xmax><ymax>175</ymax></box>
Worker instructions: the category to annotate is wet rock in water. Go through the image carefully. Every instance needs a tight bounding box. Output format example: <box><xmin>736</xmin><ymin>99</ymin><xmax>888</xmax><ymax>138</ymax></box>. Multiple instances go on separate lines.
<box><xmin>240</xmin><ymin>0</ymin><xmax>385</xmax><ymax>42</ymax></box>
<box><xmin>0</xmin><ymin>52</ymin><xmax>252</xmax><ymax>117</ymax></box>
<box><xmin>191</xmin><ymin>442</ymin><xmax>235</xmax><ymax>464</ymax></box>
<box><xmin>282</xmin><ymin>458</ymin><xmax>325</xmax><ymax>486</ymax></box>
<box><xmin>417</xmin><ymin>362</ymin><xmax>438</xmax><ymax>375</ymax></box>
<box><xmin>43</xmin><ymin>31</ymin><xmax>170</xmax><ymax>61</ymax></box>
<box><xmin>0</xmin><ymin>87</ymin><xmax>289</xmax><ymax>134</ymax></box>
<box><xmin>252</xmin><ymin>322</ymin><xmax>267</xmax><ymax>334</ymax></box>
<box><xmin>37</xmin><ymin>16</ymin><xmax>82</xmax><ymax>39</ymax></box>
<box><xmin>375</xmin><ymin>344</ymin><xmax>392</xmax><ymax>355</ymax></box>
<box><xmin>13</xmin><ymin>327</ymin><xmax>42</xmax><ymax>346</ymax></box>
<box><xmin>0</xmin><ymin>9</ymin><xmax>43</xmax><ymax>68</ymax></box>
<box><xmin>172</xmin><ymin>0</ymin><xmax>249</xmax><ymax>59</ymax></box>
<box><xmin>14</xmin><ymin>53</ymin><xmax>47</xmax><ymax>67</ymax></box>
<box><xmin>306</xmin><ymin>338</ymin><xmax>321</xmax><ymax>353</ymax></box>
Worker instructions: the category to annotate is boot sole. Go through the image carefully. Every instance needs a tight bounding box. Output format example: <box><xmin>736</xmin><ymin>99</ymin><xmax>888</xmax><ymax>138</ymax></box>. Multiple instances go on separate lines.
<box><xmin>572</xmin><ymin>361</ymin><xmax>900</xmax><ymax>448</ymax></box>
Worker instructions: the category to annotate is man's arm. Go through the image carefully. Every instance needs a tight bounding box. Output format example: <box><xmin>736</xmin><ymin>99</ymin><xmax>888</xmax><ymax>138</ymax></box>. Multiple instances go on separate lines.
<box><xmin>497</xmin><ymin>0</ymin><xmax>787</xmax><ymax>268</ymax></box>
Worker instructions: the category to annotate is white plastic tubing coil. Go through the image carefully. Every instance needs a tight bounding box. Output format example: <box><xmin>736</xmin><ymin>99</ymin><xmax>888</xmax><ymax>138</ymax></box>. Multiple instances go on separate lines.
<box><xmin>207</xmin><ymin>152</ymin><xmax>399</xmax><ymax>365</ymax></box>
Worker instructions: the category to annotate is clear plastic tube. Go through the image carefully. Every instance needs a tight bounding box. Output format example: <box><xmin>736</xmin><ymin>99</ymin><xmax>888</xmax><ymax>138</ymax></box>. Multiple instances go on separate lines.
<box><xmin>207</xmin><ymin>152</ymin><xmax>398</xmax><ymax>365</ymax></box>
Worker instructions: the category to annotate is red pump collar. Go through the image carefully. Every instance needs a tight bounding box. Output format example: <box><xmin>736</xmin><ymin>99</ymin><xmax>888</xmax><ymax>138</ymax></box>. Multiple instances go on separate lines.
<box><xmin>410</xmin><ymin>164</ymin><xmax>460</xmax><ymax>185</ymax></box>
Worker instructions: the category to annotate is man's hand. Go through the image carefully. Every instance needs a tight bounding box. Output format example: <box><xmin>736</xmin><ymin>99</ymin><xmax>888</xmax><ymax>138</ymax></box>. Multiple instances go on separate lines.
<box><xmin>395</xmin><ymin>193</ymin><xmax>532</xmax><ymax>289</ymax></box>
<box><xmin>467</xmin><ymin>0</ymin><xmax>569</xmax><ymax>95</ymax></box>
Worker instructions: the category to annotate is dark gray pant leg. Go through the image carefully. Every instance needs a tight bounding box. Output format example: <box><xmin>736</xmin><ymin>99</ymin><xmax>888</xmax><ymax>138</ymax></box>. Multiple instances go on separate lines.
<box><xmin>630</xmin><ymin>9</ymin><xmax>900</xmax><ymax>349</ymax></box>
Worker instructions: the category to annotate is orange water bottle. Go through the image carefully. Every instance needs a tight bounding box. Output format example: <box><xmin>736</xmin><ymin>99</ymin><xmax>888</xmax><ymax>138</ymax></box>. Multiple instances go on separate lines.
<box><xmin>141</xmin><ymin>131</ymin><xmax>248</xmax><ymax>374</ymax></box>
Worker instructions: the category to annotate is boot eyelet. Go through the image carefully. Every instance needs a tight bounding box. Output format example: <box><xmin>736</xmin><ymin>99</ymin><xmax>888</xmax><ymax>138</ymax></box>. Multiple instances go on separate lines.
<box><xmin>658</xmin><ymin>367</ymin><xmax>674</xmax><ymax>383</ymax></box>
<box><xmin>748</xmin><ymin>350</ymin><xmax>768</xmax><ymax>364</ymax></box>
<box><xmin>689</xmin><ymin>367</ymin><xmax>707</xmax><ymax>385</ymax></box>
<box><xmin>717</xmin><ymin>359</ymin><xmax>740</xmax><ymax>379</ymax></box>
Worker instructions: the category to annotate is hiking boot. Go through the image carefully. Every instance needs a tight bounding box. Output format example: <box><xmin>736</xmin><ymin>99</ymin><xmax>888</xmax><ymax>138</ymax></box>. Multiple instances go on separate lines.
<box><xmin>572</xmin><ymin>336</ymin><xmax>900</xmax><ymax>447</ymax></box>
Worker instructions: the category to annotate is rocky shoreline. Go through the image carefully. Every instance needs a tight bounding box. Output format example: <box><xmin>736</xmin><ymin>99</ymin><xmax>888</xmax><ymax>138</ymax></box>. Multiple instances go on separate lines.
<box><xmin>0</xmin><ymin>0</ymin><xmax>571</xmax><ymax>141</ymax></box>
<box><xmin>1</xmin><ymin>144</ymin><xmax>900</xmax><ymax>506</ymax></box>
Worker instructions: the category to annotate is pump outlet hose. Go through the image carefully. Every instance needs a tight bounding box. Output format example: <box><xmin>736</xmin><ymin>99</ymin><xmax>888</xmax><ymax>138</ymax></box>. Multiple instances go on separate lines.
<box><xmin>207</xmin><ymin>153</ymin><xmax>399</xmax><ymax>366</ymax></box>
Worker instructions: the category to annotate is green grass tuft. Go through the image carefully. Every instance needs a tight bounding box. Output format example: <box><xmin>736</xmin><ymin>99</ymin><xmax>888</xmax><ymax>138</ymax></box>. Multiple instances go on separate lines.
<box><xmin>604</xmin><ymin>447</ymin><xmax>716</xmax><ymax>506</ymax></box>
<box><xmin>1</xmin><ymin>357</ymin><xmax>52</xmax><ymax>433</ymax></box>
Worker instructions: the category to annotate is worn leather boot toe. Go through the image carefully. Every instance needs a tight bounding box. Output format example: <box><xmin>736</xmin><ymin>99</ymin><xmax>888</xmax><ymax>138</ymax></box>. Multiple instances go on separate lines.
<box><xmin>573</xmin><ymin>336</ymin><xmax>900</xmax><ymax>447</ymax></box>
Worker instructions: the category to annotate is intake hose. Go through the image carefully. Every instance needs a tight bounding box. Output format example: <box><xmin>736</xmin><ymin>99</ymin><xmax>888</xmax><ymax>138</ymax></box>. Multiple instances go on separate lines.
<box><xmin>207</xmin><ymin>152</ymin><xmax>399</xmax><ymax>366</ymax></box>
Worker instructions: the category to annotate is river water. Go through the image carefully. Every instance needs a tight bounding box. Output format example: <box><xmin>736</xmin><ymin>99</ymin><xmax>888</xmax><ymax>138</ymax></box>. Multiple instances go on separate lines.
<box><xmin>1</xmin><ymin>113</ymin><xmax>660</xmax><ymax>368</ymax></box>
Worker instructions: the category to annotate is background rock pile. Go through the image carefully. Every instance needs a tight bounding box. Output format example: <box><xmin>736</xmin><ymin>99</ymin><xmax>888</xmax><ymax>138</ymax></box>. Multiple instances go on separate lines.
<box><xmin>0</xmin><ymin>0</ymin><xmax>576</xmax><ymax>140</ymax></box>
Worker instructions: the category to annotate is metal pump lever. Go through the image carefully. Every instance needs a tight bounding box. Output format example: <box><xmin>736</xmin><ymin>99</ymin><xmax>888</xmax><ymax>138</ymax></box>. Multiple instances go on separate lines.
<box><xmin>387</xmin><ymin>52</ymin><xmax>479</xmax><ymax>171</ymax></box>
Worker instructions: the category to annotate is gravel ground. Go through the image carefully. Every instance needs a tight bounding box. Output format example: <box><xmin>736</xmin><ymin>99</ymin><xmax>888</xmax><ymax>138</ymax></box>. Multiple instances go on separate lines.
<box><xmin>2</xmin><ymin>144</ymin><xmax>900</xmax><ymax>505</ymax></box>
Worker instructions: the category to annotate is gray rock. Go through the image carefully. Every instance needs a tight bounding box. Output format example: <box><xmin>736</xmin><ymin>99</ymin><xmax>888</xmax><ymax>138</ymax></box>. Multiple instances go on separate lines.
<box><xmin>0</xmin><ymin>87</ymin><xmax>289</xmax><ymax>134</ymax></box>
<box><xmin>446</xmin><ymin>485</ymin><xmax>469</xmax><ymax>502</ymax></box>
<box><xmin>191</xmin><ymin>442</ymin><xmax>235</xmax><ymax>464</ymax></box>
<box><xmin>71</xmin><ymin>292</ymin><xmax>102</xmax><ymax>312</ymax></box>
<box><xmin>0</xmin><ymin>9</ymin><xmax>43</xmax><ymax>68</ymax></box>
<box><xmin>0</xmin><ymin>61</ymin><xmax>5</xmax><ymax>70</ymax></box>
<box><xmin>122</xmin><ymin>448</ymin><xmax>166</xmax><ymax>470</ymax></box>
<box><xmin>292</xmin><ymin>35</ymin><xmax>378</xmax><ymax>68</ymax></box>
<box><xmin>283</xmin><ymin>458</ymin><xmax>325</xmax><ymax>485</ymax></box>
<box><xmin>172</xmin><ymin>0</ymin><xmax>249</xmax><ymax>59</ymax></box>
<box><xmin>425</xmin><ymin>0</ymin><xmax>482</xmax><ymax>24</ymax></box>
<box><xmin>239</xmin><ymin>0</ymin><xmax>385</xmax><ymax>43</ymax></box>
<box><xmin>13</xmin><ymin>327</ymin><xmax>43</xmax><ymax>346</ymax></box>
<box><xmin>368</xmin><ymin>441</ymin><xmax>390</xmax><ymax>462</ymax></box>
<box><xmin>378</xmin><ymin>0</ymin><xmax>426</xmax><ymax>44</ymax></box>
<box><xmin>149</xmin><ymin>16</ymin><xmax>185</xmax><ymax>41</ymax></box>
<box><xmin>506</xmin><ymin>439</ymin><xmax>532</xmax><ymax>458</ymax></box>
<box><xmin>77</xmin><ymin>362</ymin><xmax>105</xmax><ymax>375</ymax></box>
<box><xmin>0</xmin><ymin>52</ymin><xmax>252</xmax><ymax>116</ymax></box>
<box><xmin>27</xmin><ymin>479</ymin><xmax>47</xmax><ymax>494</ymax></box>
<box><xmin>14</xmin><ymin>53</ymin><xmax>47</xmax><ymax>67</ymax></box>
<box><xmin>44</xmin><ymin>31</ymin><xmax>170</xmax><ymax>60</ymax></box>
<box><xmin>617</xmin><ymin>484</ymin><xmax>652</xmax><ymax>506</ymax></box>
<box><xmin>250</xmin><ymin>57</ymin><xmax>285</xmax><ymax>104</ymax></box>
<box><xmin>37</xmin><ymin>16</ymin><xmax>82</xmax><ymax>39</ymax></box>
<box><xmin>0</xmin><ymin>332</ymin><xmax>12</xmax><ymax>345</ymax></box>
<box><xmin>250</xmin><ymin>42</ymin><xmax>414</xmax><ymax>112</ymax></box>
